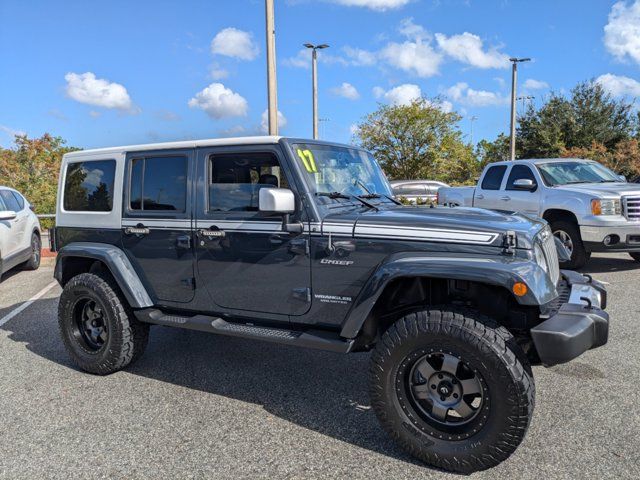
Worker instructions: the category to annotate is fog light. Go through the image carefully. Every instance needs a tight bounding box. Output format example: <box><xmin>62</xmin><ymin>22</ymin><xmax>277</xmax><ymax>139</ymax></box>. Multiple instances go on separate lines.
<box><xmin>604</xmin><ymin>235</ymin><xmax>612</xmax><ymax>246</ymax></box>
<box><xmin>603</xmin><ymin>235</ymin><xmax>619</xmax><ymax>246</ymax></box>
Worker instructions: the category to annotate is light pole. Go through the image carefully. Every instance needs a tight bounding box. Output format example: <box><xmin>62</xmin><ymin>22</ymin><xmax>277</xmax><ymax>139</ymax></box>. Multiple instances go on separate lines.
<box><xmin>516</xmin><ymin>95</ymin><xmax>535</xmax><ymax>112</ymax></box>
<box><xmin>265</xmin><ymin>0</ymin><xmax>278</xmax><ymax>135</ymax></box>
<box><xmin>469</xmin><ymin>116</ymin><xmax>477</xmax><ymax>145</ymax></box>
<box><xmin>304</xmin><ymin>43</ymin><xmax>329</xmax><ymax>139</ymax></box>
<box><xmin>509</xmin><ymin>57</ymin><xmax>530</xmax><ymax>160</ymax></box>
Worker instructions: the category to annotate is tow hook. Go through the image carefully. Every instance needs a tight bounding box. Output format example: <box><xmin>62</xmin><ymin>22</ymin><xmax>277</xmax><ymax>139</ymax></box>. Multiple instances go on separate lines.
<box><xmin>503</xmin><ymin>230</ymin><xmax>517</xmax><ymax>255</ymax></box>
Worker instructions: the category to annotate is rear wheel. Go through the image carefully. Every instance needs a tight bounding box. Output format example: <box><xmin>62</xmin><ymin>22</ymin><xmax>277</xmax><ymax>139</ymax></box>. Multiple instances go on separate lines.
<box><xmin>22</xmin><ymin>232</ymin><xmax>41</xmax><ymax>271</ymax></box>
<box><xmin>630</xmin><ymin>252</ymin><xmax>640</xmax><ymax>262</ymax></box>
<box><xmin>370</xmin><ymin>308</ymin><xmax>534</xmax><ymax>473</ymax></box>
<box><xmin>58</xmin><ymin>273</ymin><xmax>149</xmax><ymax>375</ymax></box>
<box><xmin>551</xmin><ymin>220</ymin><xmax>588</xmax><ymax>269</ymax></box>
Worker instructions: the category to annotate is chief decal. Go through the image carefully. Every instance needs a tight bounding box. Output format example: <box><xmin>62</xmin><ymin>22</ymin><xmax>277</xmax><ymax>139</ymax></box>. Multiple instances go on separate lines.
<box><xmin>320</xmin><ymin>258</ymin><xmax>354</xmax><ymax>266</ymax></box>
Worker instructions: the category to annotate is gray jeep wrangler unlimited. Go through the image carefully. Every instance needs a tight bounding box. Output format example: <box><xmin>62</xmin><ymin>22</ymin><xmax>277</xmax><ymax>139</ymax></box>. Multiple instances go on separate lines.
<box><xmin>52</xmin><ymin>136</ymin><xmax>609</xmax><ymax>473</ymax></box>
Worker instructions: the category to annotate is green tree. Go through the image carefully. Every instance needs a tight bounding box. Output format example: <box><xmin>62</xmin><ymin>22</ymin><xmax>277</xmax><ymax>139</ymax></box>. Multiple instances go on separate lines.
<box><xmin>517</xmin><ymin>81</ymin><xmax>636</xmax><ymax>158</ymax></box>
<box><xmin>354</xmin><ymin>98</ymin><xmax>480</xmax><ymax>184</ymax></box>
<box><xmin>475</xmin><ymin>133</ymin><xmax>510</xmax><ymax>167</ymax></box>
<box><xmin>0</xmin><ymin>133</ymin><xmax>80</xmax><ymax>226</ymax></box>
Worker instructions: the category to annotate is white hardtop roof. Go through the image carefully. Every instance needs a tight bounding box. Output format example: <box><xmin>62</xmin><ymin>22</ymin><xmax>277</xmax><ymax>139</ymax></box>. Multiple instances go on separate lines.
<box><xmin>63</xmin><ymin>135</ymin><xmax>283</xmax><ymax>158</ymax></box>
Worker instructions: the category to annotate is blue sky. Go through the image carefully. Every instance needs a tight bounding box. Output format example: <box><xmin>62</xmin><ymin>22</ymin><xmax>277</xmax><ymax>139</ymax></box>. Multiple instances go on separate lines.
<box><xmin>1</xmin><ymin>0</ymin><xmax>639</xmax><ymax>150</ymax></box>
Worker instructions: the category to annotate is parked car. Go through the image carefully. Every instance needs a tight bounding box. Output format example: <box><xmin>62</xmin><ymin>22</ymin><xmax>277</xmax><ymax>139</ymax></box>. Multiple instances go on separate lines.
<box><xmin>438</xmin><ymin>158</ymin><xmax>640</xmax><ymax>269</ymax></box>
<box><xmin>52</xmin><ymin>138</ymin><xmax>609</xmax><ymax>474</ymax></box>
<box><xmin>0</xmin><ymin>186</ymin><xmax>41</xmax><ymax>275</ymax></box>
<box><xmin>391</xmin><ymin>179</ymin><xmax>448</xmax><ymax>204</ymax></box>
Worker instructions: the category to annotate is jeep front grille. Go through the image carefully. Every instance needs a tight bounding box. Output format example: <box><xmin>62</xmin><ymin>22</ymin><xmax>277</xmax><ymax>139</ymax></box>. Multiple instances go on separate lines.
<box><xmin>623</xmin><ymin>195</ymin><xmax>640</xmax><ymax>221</ymax></box>
<box><xmin>541</xmin><ymin>230</ymin><xmax>560</xmax><ymax>285</ymax></box>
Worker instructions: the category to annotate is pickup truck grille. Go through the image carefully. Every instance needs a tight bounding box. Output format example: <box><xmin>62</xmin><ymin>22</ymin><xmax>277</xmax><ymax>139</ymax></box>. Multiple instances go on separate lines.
<box><xmin>541</xmin><ymin>229</ymin><xmax>560</xmax><ymax>285</ymax></box>
<box><xmin>623</xmin><ymin>196</ymin><xmax>640</xmax><ymax>221</ymax></box>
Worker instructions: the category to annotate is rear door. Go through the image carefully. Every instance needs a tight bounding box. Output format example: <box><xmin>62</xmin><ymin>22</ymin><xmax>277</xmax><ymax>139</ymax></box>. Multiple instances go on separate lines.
<box><xmin>0</xmin><ymin>189</ymin><xmax>28</xmax><ymax>255</ymax></box>
<box><xmin>474</xmin><ymin>165</ymin><xmax>508</xmax><ymax>209</ymax></box>
<box><xmin>121</xmin><ymin>149</ymin><xmax>196</xmax><ymax>305</ymax></box>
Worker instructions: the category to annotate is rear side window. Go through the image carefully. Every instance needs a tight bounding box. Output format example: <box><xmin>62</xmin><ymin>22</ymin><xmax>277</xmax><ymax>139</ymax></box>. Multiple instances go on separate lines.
<box><xmin>394</xmin><ymin>185</ymin><xmax>426</xmax><ymax>195</ymax></box>
<box><xmin>63</xmin><ymin>160</ymin><xmax>116</xmax><ymax>212</ymax></box>
<box><xmin>506</xmin><ymin>165</ymin><xmax>537</xmax><ymax>190</ymax></box>
<box><xmin>12</xmin><ymin>191</ymin><xmax>25</xmax><ymax>210</ymax></box>
<box><xmin>481</xmin><ymin>165</ymin><xmax>507</xmax><ymax>190</ymax></box>
<box><xmin>0</xmin><ymin>190</ymin><xmax>20</xmax><ymax>211</ymax></box>
<box><xmin>129</xmin><ymin>156</ymin><xmax>187</xmax><ymax>212</ymax></box>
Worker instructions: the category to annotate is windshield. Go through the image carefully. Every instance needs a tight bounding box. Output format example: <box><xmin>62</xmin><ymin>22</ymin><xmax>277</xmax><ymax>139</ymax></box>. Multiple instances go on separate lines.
<box><xmin>536</xmin><ymin>161</ymin><xmax>621</xmax><ymax>186</ymax></box>
<box><xmin>291</xmin><ymin>143</ymin><xmax>393</xmax><ymax>206</ymax></box>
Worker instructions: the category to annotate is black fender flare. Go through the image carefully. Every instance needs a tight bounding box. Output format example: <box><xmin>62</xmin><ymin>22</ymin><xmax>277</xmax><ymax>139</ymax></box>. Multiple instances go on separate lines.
<box><xmin>54</xmin><ymin>242</ymin><xmax>153</xmax><ymax>308</ymax></box>
<box><xmin>339</xmin><ymin>252</ymin><xmax>557</xmax><ymax>339</ymax></box>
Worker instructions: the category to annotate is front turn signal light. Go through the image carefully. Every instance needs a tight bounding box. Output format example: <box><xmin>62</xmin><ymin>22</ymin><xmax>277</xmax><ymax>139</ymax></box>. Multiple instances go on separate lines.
<box><xmin>591</xmin><ymin>199</ymin><xmax>602</xmax><ymax>215</ymax></box>
<box><xmin>513</xmin><ymin>282</ymin><xmax>528</xmax><ymax>297</ymax></box>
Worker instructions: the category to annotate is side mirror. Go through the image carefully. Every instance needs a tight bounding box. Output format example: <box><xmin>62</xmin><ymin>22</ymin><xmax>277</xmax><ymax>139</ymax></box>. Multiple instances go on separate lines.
<box><xmin>259</xmin><ymin>188</ymin><xmax>302</xmax><ymax>234</ymax></box>
<box><xmin>0</xmin><ymin>210</ymin><xmax>17</xmax><ymax>221</ymax></box>
<box><xmin>513</xmin><ymin>178</ymin><xmax>537</xmax><ymax>191</ymax></box>
<box><xmin>617</xmin><ymin>174</ymin><xmax>627</xmax><ymax>182</ymax></box>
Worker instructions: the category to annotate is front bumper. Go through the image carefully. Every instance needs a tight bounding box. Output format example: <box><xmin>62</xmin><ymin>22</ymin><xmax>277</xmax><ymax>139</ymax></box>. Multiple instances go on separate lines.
<box><xmin>531</xmin><ymin>270</ymin><xmax>609</xmax><ymax>367</ymax></box>
<box><xmin>580</xmin><ymin>222</ymin><xmax>640</xmax><ymax>252</ymax></box>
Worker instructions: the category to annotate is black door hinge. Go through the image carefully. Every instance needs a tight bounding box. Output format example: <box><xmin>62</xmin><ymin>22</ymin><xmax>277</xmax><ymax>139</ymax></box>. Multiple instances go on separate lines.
<box><xmin>503</xmin><ymin>230</ymin><xmax>517</xmax><ymax>255</ymax></box>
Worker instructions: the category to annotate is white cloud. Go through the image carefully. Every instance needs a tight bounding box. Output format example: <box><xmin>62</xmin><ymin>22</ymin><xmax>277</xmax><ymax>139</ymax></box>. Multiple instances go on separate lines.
<box><xmin>188</xmin><ymin>83</ymin><xmax>248</xmax><ymax>119</ymax></box>
<box><xmin>64</xmin><ymin>72</ymin><xmax>134</xmax><ymax>111</ymax></box>
<box><xmin>596</xmin><ymin>73</ymin><xmax>640</xmax><ymax>97</ymax></box>
<box><xmin>446</xmin><ymin>82</ymin><xmax>508</xmax><ymax>107</ymax></box>
<box><xmin>331</xmin><ymin>82</ymin><xmax>360</xmax><ymax>100</ymax></box>
<box><xmin>435</xmin><ymin>32</ymin><xmax>509</xmax><ymax>69</ymax></box>
<box><xmin>604</xmin><ymin>1</ymin><xmax>640</xmax><ymax>64</ymax></box>
<box><xmin>329</xmin><ymin>0</ymin><xmax>411</xmax><ymax>11</ymax></box>
<box><xmin>0</xmin><ymin>125</ymin><xmax>26</xmax><ymax>137</ymax></box>
<box><xmin>342</xmin><ymin>46</ymin><xmax>377</xmax><ymax>66</ymax></box>
<box><xmin>261</xmin><ymin>109</ymin><xmax>288</xmax><ymax>133</ymax></box>
<box><xmin>431</xmin><ymin>99</ymin><xmax>454</xmax><ymax>113</ymax></box>
<box><xmin>210</xmin><ymin>27</ymin><xmax>259</xmax><ymax>61</ymax></box>
<box><xmin>209</xmin><ymin>62</ymin><xmax>229</xmax><ymax>80</ymax></box>
<box><xmin>89</xmin><ymin>110</ymin><xmax>102</xmax><ymax>118</ymax></box>
<box><xmin>379</xmin><ymin>40</ymin><xmax>442</xmax><ymax>77</ymax></box>
<box><xmin>523</xmin><ymin>78</ymin><xmax>549</xmax><ymax>90</ymax></box>
<box><xmin>374</xmin><ymin>84</ymin><xmax>422</xmax><ymax>105</ymax></box>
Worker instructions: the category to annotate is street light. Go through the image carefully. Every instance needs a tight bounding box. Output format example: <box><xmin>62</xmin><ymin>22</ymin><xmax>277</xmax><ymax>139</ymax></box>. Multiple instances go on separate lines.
<box><xmin>516</xmin><ymin>95</ymin><xmax>535</xmax><ymax>112</ymax></box>
<box><xmin>509</xmin><ymin>57</ymin><xmax>531</xmax><ymax>160</ymax></box>
<box><xmin>304</xmin><ymin>43</ymin><xmax>329</xmax><ymax>139</ymax></box>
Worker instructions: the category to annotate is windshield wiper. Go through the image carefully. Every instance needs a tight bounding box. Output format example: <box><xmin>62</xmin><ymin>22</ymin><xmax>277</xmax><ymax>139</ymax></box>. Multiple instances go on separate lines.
<box><xmin>353</xmin><ymin>178</ymin><xmax>401</xmax><ymax>205</ymax></box>
<box><xmin>316</xmin><ymin>191</ymin><xmax>378</xmax><ymax>210</ymax></box>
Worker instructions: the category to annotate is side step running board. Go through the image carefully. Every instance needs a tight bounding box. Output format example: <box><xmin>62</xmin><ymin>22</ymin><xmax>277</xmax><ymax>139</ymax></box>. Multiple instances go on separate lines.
<box><xmin>134</xmin><ymin>309</ymin><xmax>354</xmax><ymax>353</ymax></box>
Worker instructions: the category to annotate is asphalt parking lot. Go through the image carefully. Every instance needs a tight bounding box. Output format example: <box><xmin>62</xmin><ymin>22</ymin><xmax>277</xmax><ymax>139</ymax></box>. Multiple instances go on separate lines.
<box><xmin>1</xmin><ymin>254</ymin><xmax>639</xmax><ymax>479</ymax></box>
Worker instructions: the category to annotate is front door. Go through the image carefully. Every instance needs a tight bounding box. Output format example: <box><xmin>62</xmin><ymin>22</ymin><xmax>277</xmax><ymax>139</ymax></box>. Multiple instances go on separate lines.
<box><xmin>474</xmin><ymin>164</ymin><xmax>509</xmax><ymax>209</ymax></box>
<box><xmin>0</xmin><ymin>190</ymin><xmax>24</xmax><ymax>257</ymax></box>
<box><xmin>502</xmin><ymin>164</ymin><xmax>542</xmax><ymax>215</ymax></box>
<box><xmin>121</xmin><ymin>149</ymin><xmax>195</xmax><ymax>305</ymax></box>
<box><xmin>194</xmin><ymin>146</ymin><xmax>311</xmax><ymax>318</ymax></box>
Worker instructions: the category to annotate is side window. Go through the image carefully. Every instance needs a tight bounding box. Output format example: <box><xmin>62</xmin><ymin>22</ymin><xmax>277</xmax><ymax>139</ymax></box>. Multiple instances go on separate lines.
<box><xmin>481</xmin><ymin>165</ymin><xmax>508</xmax><ymax>191</ymax></box>
<box><xmin>63</xmin><ymin>160</ymin><xmax>116</xmax><ymax>212</ymax></box>
<box><xmin>0</xmin><ymin>195</ymin><xmax>6</xmax><ymax>211</ymax></box>
<box><xmin>506</xmin><ymin>165</ymin><xmax>537</xmax><ymax>190</ymax></box>
<box><xmin>12</xmin><ymin>192</ymin><xmax>25</xmax><ymax>210</ymax></box>
<box><xmin>208</xmin><ymin>152</ymin><xmax>288</xmax><ymax>213</ymax></box>
<box><xmin>0</xmin><ymin>190</ymin><xmax>20</xmax><ymax>211</ymax></box>
<box><xmin>394</xmin><ymin>185</ymin><xmax>426</xmax><ymax>196</ymax></box>
<box><xmin>129</xmin><ymin>156</ymin><xmax>187</xmax><ymax>212</ymax></box>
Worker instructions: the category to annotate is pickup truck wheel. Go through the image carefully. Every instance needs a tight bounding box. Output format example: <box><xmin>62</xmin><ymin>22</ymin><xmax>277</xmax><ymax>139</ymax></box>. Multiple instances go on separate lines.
<box><xmin>630</xmin><ymin>253</ymin><xmax>640</xmax><ymax>262</ymax></box>
<box><xmin>370</xmin><ymin>308</ymin><xmax>534</xmax><ymax>473</ymax></box>
<box><xmin>58</xmin><ymin>273</ymin><xmax>149</xmax><ymax>375</ymax></box>
<box><xmin>551</xmin><ymin>220</ymin><xmax>588</xmax><ymax>269</ymax></box>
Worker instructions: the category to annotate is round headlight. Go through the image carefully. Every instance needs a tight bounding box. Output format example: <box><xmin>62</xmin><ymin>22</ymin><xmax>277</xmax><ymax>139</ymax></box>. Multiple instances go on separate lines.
<box><xmin>534</xmin><ymin>243</ymin><xmax>548</xmax><ymax>272</ymax></box>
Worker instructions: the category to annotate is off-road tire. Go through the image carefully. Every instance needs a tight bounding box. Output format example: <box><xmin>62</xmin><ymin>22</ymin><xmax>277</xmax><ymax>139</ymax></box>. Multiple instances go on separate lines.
<box><xmin>550</xmin><ymin>220</ymin><xmax>588</xmax><ymax>270</ymax></box>
<box><xmin>370</xmin><ymin>308</ymin><xmax>535</xmax><ymax>474</ymax></box>
<box><xmin>22</xmin><ymin>232</ymin><xmax>41</xmax><ymax>271</ymax></box>
<box><xmin>630</xmin><ymin>252</ymin><xmax>640</xmax><ymax>263</ymax></box>
<box><xmin>58</xmin><ymin>273</ymin><xmax>149</xmax><ymax>375</ymax></box>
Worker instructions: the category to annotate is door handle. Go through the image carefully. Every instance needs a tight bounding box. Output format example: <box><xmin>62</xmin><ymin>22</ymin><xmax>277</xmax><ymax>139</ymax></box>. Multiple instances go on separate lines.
<box><xmin>198</xmin><ymin>228</ymin><xmax>226</xmax><ymax>240</ymax></box>
<box><xmin>476</xmin><ymin>194</ymin><xmax>484</xmax><ymax>200</ymax></box>
<box><xmin>176</xmin><ymin>234</ymin><xmax>191</xmax><ymax>249</ymax></box>
<box><xmin>124</xmin><ymin>224</ymin><xmax>150</xmax><ymax>236</ymax></box>
<box><xmin>500</xmin><ymin>195</ymin><xmax>511</xmax><ymax>201</ymax></box>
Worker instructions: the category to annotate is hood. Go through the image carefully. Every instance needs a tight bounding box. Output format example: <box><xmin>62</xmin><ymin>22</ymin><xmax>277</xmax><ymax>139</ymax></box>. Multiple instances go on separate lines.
<box><xmin>322</xmin><ymin>205</ymin><xmax>545</xmax><ymax>249</ymax></box>
<box><xmin>557</xmin><ymin>182</ymin><xmax>640</xmax><ymax>197</ymax></box>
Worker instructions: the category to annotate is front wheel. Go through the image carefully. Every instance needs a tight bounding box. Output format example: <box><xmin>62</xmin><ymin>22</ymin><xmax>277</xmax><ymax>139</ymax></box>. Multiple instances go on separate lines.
<box><xmin>370</xmin><ymin>309</ymin><xmax>535</xmax><ymax>474</ymax></box>
<box><xmin>551</xmin><ymin>220</ymin><xmax>588</xmax><ymax>269</ymax></box>
<box><xmin>630</xmin><ymin>252</ymin><xmax>640</xmax><ymax>263</ymax></box>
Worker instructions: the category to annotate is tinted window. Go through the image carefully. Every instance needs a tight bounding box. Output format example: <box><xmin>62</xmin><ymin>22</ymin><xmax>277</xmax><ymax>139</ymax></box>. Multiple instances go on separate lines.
<box><xmin>481</xmin><ymin>165</ymin><xmax>507</xmax><ymax>190</ymax></box>
<box><xmin>63</xmin><ymin>160</ymin><xmax>116</xmax><ymax>212</ymax></box>
<box><xmin>506</xmin><ymin>165</ymin><xmax>537</xmax><ymax>190</ymax></box>
<box><xmin>12</xmin><ymin>191</ymin><xmax>25</xmax><ymax>210</ymax></box>
<box><xmin>129</xmin><ymin>156</ymin><xmax>187</xmax><ymax>212</ymax></box>
<box><xmin>0</xmin><ymin>190</ymin><xmax>20</xmax><ymax>211</ymax></box>
<box><xmin>394</xmin><ymin>185</ymin><xmax>426</xmax><ymax>195</ymax></box>
<box><xmin>0</xmin><ymin>195</ymin><xmax>6</xmax><ymax>211</ymax></box>
<box><xmin>209</xmin><ymin>153</ymin><xmax>287</xmax><ymax>212</ymax></box>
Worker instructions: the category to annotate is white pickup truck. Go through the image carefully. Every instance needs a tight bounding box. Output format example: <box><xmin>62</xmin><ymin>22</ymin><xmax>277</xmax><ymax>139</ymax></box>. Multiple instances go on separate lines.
<box><xmin>438</xmin><ymin>158</ymin><xmax>640</xmax><ymax>268</ymax></box>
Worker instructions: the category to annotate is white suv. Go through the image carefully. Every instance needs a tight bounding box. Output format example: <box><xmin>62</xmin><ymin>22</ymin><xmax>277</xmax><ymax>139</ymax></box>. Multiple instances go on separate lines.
<box><xmin>0</xmin><ymin>187</ymin><xmax>41</xmax><ymax>275</ymax></box>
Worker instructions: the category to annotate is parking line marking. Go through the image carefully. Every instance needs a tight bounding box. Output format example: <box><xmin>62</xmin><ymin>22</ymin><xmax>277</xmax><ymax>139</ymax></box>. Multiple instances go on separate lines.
<box><xmin>0</xmin><ymin>281</ymin><xmax>58</xmax><ymax>328</ymax></box>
